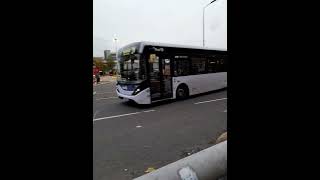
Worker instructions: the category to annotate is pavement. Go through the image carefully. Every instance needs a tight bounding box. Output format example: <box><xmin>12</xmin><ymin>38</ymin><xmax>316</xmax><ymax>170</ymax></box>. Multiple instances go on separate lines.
<box><xmin>93</xmin><ymin>82</ymin><xmax>227</xmax><ymax>180</ymax></box>
<box><xmin>100</xmin><ymin>75</ymin><xmax>117</xmax><ymax>82</ymax></box>
<box><xmin>94</xmin><ymin>75</ymin><xmax>117</xmax><ymax>86</ymax></box>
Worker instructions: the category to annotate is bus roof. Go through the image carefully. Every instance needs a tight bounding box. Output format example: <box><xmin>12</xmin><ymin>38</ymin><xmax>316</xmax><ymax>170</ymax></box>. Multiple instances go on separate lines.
<box><xmin>140</xmin><ymin>41</ymin><xmax>226</xmax><ymax>52</ymax></box>
<box><xmin>118</xmin><ymin>41</ymin><xmax>227</xmax><ymax>54</ymax></box>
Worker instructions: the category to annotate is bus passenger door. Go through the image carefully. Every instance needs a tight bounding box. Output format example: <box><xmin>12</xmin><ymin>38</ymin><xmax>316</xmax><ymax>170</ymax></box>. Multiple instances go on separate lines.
<box><xmin>160</xmin><ymin>57</ymin><xmax>172</xmax><ymax>99</ymax></box>
<box><xmin>149</xmin><ymin>54</ymin><xmax>161</xmax><ymax>101</ymax></box>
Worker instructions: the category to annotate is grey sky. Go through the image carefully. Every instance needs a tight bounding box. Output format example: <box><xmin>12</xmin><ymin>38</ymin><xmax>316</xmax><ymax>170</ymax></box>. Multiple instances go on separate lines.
<box><xmin>93</xmin><ymin>0</ymin><xmax>227</xmax><ymax>57</ymax></box>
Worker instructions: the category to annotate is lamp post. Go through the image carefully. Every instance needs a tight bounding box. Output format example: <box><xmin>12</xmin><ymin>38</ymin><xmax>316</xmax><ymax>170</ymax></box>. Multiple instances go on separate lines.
<box><xmin>113</xmin><ymin>37</ymin><xmax>119</xmax><ymax>74</ymax></box>
<box><xmin>203</xmin><ymin>0</ymin><xmax>217</xmax><ymax>47</ymax></box>
<box><xmin>113</xmin><ymin>37</ymin><xmax>118</xmax><ymax>53</ymax></box>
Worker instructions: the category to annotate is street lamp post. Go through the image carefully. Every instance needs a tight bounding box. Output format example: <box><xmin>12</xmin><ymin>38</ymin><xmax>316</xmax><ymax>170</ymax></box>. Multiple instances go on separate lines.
<box><xmin>113</xmin><ymin>38</ymin><xmax>118</xmax><ymax>52</ymax></box>
<box><xmin>203</xmin><ymin>0</ymin><xmax>217</xmax><ymax>47</ymax></box>
<box><xmin>113</xmin><ymin>37</ymin><xmax>119</xmax><ymax>74</ymax></box>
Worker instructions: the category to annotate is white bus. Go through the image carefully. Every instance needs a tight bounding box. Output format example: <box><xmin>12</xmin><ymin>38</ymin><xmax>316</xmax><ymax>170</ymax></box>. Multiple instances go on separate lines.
<box><xmin>116</xmin><ymin>41</ymin><xmax>227</xmax><ymax>104</ymax></box>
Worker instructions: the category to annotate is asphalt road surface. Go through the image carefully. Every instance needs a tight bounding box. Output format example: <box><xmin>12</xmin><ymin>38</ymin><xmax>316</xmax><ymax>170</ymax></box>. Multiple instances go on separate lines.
<box><xmin>93</xmin><ymin>82</ymin><xmax>227</xmax><ymax>180</ymax></box>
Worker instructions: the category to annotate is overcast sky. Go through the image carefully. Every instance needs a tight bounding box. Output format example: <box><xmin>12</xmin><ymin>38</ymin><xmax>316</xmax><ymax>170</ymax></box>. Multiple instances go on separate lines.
<box><xmin>93</xmin><ymin>0</ymin><xmax>227</xmax><ymax>57</ymax></box>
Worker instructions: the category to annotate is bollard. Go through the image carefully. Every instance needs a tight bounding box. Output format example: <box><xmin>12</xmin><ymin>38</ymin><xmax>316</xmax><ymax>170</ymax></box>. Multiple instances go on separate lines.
<box><xmin>133</xmin><ymin>141</ymin><xmax>227</xmax><ymax>180</ymax></box>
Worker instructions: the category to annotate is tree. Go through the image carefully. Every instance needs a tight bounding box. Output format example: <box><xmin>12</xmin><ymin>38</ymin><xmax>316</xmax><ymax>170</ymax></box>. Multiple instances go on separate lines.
<box><xmin>93</xmin><ymin>55</ymin><xmax>116</xmax><ymax>74</ymax></box>
<box><xmin>105</xmin><ymin>54</ymin><xmax>116</xmax><ymax>72</ymax></box>
<box><xmin>93</xmin><ymin>57</ymin><xmax>107</xmax><ymax>73</ymax></box>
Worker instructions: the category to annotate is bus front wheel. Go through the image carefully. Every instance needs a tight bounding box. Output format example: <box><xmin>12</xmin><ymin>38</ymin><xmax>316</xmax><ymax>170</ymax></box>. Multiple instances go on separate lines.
<box><xmin>176</xmin><ymin>85</ymin><xmax>189</xmax><ymax>100</ymax></box>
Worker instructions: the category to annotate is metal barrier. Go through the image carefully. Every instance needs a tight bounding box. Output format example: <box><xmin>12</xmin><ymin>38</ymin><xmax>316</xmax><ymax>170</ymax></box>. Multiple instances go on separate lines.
<box><xmin>133</xmin><ymin>141</ymin><xmax>227</xmax><ymax>180</ymax></box>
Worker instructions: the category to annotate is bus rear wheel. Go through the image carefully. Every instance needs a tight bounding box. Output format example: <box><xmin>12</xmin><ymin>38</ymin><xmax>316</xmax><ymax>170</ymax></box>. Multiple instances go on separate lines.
<box><xmin>176</xmin><ymin>85</ymin><xmax>189</xmax><ymax>100</ymax></box>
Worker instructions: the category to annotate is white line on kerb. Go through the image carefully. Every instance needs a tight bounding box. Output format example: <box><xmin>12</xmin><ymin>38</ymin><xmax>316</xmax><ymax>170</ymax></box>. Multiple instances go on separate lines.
<box><xmin>96</xmin><ymin>97</ymin><xmax>118</xmax><ymax>100</ymax></box>
<box><xmin>194</xmin><ymin>98</ymin><xmax>227</xmax><ymax>105</ymax></box>
<box><xmin>93</xmin><ymin>110</ymin><xmax>156</xmax><ymax>122</ymax></box>
<box><xmin>93</xmin><ymin>82</ymin><xmax>112</xmax><ymax>86</ymax></box>
<box><xmin>96</xmin><ymin>92</ymin><xmax>115</xmax><ymax>95</ymax></box>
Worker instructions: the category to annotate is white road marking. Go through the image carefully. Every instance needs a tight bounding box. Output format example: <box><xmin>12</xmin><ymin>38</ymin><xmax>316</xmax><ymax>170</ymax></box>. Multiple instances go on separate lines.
<box><xmin>194</xmin><ymin>97</ymin><xmax>227</xmax><ymax>105</ymax></box>
<box><xmin>93</xmin><ymin>110</ymin><xmax>156</xmax><ymax>122</ymax></box>
<box><xmin>96</xmin><ymin>97</ymin><xmax>118</xmax><ymax>100</ymax></box>
<box><xmin>93</xmin><ymin>111</ymin><xmax>99</xmax><ymax>119</ymax></box>
<box><xmin>136</xmin><ymin>125</ymin><xmax>142</xmax><ymax>128</ymax></box>
<box><xmin>143</xmin><ymin>110</ymin><xmax>156</xmax><ymax>113</ymax></box>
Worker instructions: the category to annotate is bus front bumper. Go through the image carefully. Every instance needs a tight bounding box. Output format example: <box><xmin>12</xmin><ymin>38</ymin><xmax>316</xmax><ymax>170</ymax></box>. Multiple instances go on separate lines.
<box><xmin>116</xmin><ymin>87</ymin><xmax>151</xmax><ymax>104</ymax></box>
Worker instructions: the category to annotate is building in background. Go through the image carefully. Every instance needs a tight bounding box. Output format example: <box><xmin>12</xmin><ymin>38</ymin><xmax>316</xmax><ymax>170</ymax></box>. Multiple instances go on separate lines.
<box><xmin>104</xmin><ymin>49</ymin><xmax>117</xmax><ymax>61</ymax></box>
<box><xmin>94</xmin><ymin>50</ymin><xmax>118</xmax><ymax>75</ymax></box>
<box><xmin>104</xmin><ymin>50</ymin><xmax>111</xmax><ymax>60</ymax></box>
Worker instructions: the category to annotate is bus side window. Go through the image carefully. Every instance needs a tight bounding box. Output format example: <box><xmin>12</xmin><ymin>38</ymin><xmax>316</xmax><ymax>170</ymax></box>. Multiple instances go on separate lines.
<box><xmin>223</xmin><ymin>56</ymin><xmax>227</xmax><ymax>72</ymax></box>
<box><xmin>174</xmin><ymin>61</ymin><xmax>178</xmax><ymax>76</ymax></box>
<box><xmin>216</xmin><ymin>55</ymin><xmax>227</xmax><ymax>73</ymax></box>
<box><xmin>207</xmin><ymin>58</ymin><xmax>216</xmax><ymax>73</ymax></box>
<box><xmin>219</xmin><ymin>59</ymin><xmax>225</xmax><ymax>72</ymax></box>
<box><xmin>191</xmin><ymin>56</ymin><xmax>206</xmax><ymax>75</ymax></box>
<box><xmin>174</xmin><ymin>59</ymin><xmax>189</xmax><ymax>76</ymax></box>
<box><xmin>182</xmin><ymin>59</ymin><xmax>190</xmax><ymax>76</ymax></box>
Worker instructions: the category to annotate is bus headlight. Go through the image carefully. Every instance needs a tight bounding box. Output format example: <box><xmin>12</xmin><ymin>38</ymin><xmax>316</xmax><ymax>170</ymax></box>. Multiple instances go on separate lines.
<box><xmin>132</xmin><ymin>88</ymin><xmax>141</xmax><ymax>95</ymax></box>
<box><xmin>132</xmin><ymin>81</ymin><xmax>148</xmax><ymax>95</ymax></box>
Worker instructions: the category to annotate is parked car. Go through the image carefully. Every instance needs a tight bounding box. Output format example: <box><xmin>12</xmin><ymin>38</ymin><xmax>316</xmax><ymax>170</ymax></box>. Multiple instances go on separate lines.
<box><xmin>109</xmin><ymin>70</ymin><xmax>116</xmax><ymax>76</ymax></box>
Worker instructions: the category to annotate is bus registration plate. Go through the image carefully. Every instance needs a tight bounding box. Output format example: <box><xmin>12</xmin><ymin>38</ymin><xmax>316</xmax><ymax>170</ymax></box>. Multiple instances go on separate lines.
<box><xmin>122</xmin><ymin>85</ymin><xmax>127</xmax><ymax>90</ymax></box>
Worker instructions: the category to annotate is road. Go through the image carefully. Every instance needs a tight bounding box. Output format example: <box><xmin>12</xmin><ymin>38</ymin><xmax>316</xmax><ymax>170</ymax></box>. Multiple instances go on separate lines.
<box><xmin>93</xmin><ymin>81</ymin><xmax>227</xmax><ymax>180</ymax></box>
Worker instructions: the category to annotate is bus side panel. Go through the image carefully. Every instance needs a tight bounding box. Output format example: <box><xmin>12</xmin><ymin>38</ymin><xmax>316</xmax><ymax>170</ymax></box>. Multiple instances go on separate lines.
<box><xmin>172</xmin><ymin>73</ymin><xmax>227</xmax><ymax>98</ymax></box>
